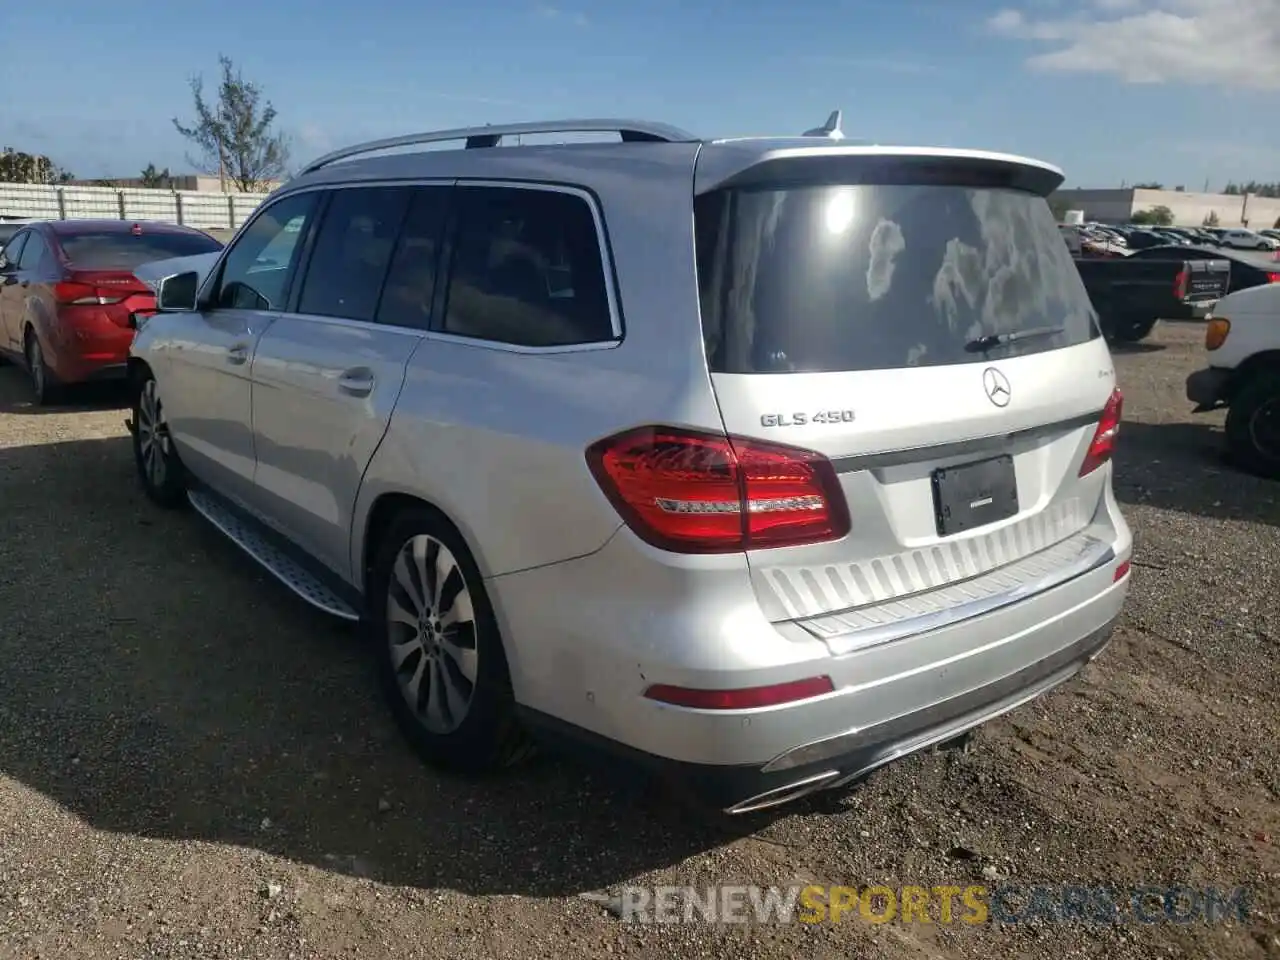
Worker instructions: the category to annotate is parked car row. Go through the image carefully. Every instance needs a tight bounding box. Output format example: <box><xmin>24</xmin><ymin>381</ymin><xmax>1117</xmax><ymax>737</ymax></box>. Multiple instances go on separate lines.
<box><xmin>1064</xmin><ymin>221</ymin><xmax>1280</xmax><ymax>258</ymax></box>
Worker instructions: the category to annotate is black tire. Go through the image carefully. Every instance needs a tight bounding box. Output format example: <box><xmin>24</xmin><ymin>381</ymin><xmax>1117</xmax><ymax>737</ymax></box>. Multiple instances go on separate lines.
<box><xmin>367</xmin><ymin>507</ymin><xmax>534</xmax><ymax>774</ymax></box>
<box><xmin>1105</xmin><ymin>312</ymin><xmax>1157</xmax><ymax>344</ymax></box>
<box><xmin>1225</xmin><ymin>370</ymin><xmax>1280</xmax><ymax>480</ymax></box>
<box><xmin>24</xmin><ymin>329</ymin><xmax>60</xmax><ymax>406</ymax></box>
<box><xmin>131</xmin><ymin>369</ymin><xmax>188</xmax><ymax>507</ymax></box>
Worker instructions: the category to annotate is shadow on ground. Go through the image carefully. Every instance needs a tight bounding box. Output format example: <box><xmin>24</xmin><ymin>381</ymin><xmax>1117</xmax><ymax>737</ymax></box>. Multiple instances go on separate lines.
<box><xmin>0</xmin><ymin>435</ymin><xmax>807</xmax><ymax>900</ymax></box>
<box><xmin>1108</xmin><ymin>340</ymin><xmax>1165</xmax><ymax>355</ymax></box>
<box><xmin>0</xmin><ymin>364</ymin><xmax>130</xmax><ymax>414</ymax></box>
<box><xmin>1113</xmin><ymin>419</ymin><xmax>1279</xmax><ymax>526</ymax></box>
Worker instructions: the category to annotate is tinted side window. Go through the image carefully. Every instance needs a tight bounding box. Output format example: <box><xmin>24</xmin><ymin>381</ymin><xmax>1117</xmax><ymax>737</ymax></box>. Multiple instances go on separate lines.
<box><xmin>215</xmin><ymin>192</ymin><xmax>317</xmax><ymax>311</ymax></box>
<box><xmin>296</xmin><ymin>186</ymin><xmax>411</xmax><ymax>323</ymax></box>
<box><xmin>375</xmin><ymin>187</ymin><xmax>450</xmax><ymax>330</ymax></box>
<box><xmin>442</xmin><ymin>187</ymin><xmax>613</xmax><ymax>347</ymax></box>
<box><xmin>18</xmin><ymin>233</ymin><xmax>46</xmax><ymax>270</ymax></box>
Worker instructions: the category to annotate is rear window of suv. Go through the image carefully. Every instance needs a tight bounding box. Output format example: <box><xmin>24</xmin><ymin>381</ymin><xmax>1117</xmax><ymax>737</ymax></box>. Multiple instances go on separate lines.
<box><xmin>695</xmin><ymin>182</ymin><xmax>1100</xmax><ymax>374</ymax></box>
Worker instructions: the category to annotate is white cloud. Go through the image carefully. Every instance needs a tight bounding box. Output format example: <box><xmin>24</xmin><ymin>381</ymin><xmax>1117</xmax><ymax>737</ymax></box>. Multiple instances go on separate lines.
<box><xmin>988</xmin><ymin>0</ymin><xmax>1280</xmax><ymax>89</ymax></box>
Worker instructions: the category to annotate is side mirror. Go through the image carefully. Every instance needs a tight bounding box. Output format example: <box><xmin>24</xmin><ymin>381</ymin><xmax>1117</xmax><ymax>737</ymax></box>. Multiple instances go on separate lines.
<box><xmin>157</xmin><ymin>271</ymin><xmax>200</xmax><ymax>312</ymax></box>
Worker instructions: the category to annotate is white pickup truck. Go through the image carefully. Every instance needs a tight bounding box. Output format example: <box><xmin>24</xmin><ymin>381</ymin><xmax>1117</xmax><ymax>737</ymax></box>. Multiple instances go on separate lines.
<box><xmin>1185</xmin><ymin>281</ymin><xmax>1280</xmax><ymax>479</ymax></box>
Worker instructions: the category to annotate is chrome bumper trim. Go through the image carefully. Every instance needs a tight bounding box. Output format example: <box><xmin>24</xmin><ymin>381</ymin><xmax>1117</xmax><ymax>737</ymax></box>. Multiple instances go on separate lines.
<box><xmin>762</xmin><ymin>616</ymin><xmax>1118</xmax><ymax>775</ymax></box>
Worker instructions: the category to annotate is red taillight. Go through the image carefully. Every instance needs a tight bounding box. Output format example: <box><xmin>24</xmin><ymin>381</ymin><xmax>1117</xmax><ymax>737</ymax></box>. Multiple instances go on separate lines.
<box><xmin>1079</xmin><ymin>388</ymin><xmax>1123</xmax><ymax>477</ymax></box>
<box><xmin>643</xmin><ymin>676</ymin><xmax>835</xmax><ymax>709</ymax></box>
<box><xmin>1173</xmin><ymin>265</ymin><xmax>1189</xmax><ymax>301</ymax></box>
<box><xmin>53</xmin><ymin>280</ymin><xmax>125</xmax><ymax>306</ymax></box>
<box><xmin>1267</xmin><ymin>272</ymin><xmax>1280</xmax><ymax>283</ymax></box>
<box><xmin>585</xmin><ymin>426</ymin><xmax>850</xmax><ymax>553</ymax></box>
<box><xmin>1114</xmin><ymin>560</ymin><xmax>1131</xmax><ymax>582</ymax></box>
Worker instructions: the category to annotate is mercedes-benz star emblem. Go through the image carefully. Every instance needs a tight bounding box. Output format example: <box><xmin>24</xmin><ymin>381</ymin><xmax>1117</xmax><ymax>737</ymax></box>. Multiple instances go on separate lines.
<box><xmin>982</xmin><ymin>367</ymin><xmax>1011</xmax><ymax>407</ymax></box>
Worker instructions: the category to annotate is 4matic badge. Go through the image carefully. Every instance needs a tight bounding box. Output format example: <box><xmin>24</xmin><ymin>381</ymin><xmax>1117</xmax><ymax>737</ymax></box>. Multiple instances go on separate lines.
<box><xmin>760</xmin><ymin>409</ymin><xmax>855</xmax><ymax>428</ymax></box>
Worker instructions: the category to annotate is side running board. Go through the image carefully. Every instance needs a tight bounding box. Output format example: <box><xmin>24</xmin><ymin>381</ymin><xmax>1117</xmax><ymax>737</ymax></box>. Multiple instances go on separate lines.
<box><xmin>187</xmin><ymin>489</ymin><xmax>360</xmax><ymax>622</ymax></box>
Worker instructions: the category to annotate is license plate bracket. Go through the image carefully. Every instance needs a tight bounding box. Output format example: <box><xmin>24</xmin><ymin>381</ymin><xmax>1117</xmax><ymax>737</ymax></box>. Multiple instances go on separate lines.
<box><xmin>931</xmin><ymin>455</ymin><xmax>1019</xmax><ymax>537</ymax></box>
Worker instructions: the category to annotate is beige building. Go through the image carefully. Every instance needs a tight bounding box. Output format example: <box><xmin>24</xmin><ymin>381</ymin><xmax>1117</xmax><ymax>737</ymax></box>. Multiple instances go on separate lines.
<box><xmin>1051</xmin><ymin>188</ymin><xmax>1280</xmax><ymax>230</ymax></box>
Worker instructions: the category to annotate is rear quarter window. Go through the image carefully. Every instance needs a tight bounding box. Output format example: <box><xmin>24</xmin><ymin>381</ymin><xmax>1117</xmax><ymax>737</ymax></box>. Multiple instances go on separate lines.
<box><xmin>441</xmin><ymin>186</ymin><xmax>615</xmax><ymax>348</ymax></box>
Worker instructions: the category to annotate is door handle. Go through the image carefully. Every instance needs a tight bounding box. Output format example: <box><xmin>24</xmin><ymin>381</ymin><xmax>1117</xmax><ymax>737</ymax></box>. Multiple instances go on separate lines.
<box><xmin>338</xmin><ymin>368</ymin><xmax>375</xmax><ymax>397</ymax></box>
<box><xmin>226</xmin><ymin>344</ymin><xmax>249</xmax><ymax>365</ymax></box>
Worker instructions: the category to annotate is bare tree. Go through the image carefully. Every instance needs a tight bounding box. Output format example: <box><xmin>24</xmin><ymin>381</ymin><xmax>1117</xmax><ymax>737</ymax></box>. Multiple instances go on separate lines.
<box><xmin>173</xmin><ymin>56</ymin><xmax>290</xmax><ymax>193</ymax></box>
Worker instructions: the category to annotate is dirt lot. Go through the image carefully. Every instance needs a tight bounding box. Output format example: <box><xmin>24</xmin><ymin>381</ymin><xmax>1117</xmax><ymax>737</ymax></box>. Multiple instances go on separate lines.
<box><xmin>0</xmin><ymin>323</ymin><xmax>1276</xmax><ymax>960</ymax></box>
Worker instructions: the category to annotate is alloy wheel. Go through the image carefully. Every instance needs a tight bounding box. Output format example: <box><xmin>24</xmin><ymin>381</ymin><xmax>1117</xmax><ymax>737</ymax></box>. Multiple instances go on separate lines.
<box><xmin>385</xmin><ymin>534</ymin><xmax>479</xmax><ymax>734</ymax></box>
<box><xmin>136</xmin><ymin>379</ymin><xmax>171</xmax><ymax>488</ymax></box>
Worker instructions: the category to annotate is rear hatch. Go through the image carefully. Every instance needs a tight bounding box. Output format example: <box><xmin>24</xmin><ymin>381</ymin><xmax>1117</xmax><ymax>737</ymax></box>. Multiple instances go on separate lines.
<box><xmin>692</xmin><ymin>148</ymin><xmax>1120</xmax><ymax>646</ymax></box>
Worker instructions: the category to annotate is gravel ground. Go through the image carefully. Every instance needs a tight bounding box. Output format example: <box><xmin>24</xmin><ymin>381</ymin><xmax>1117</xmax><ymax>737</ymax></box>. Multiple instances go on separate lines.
<box><xmin>0</xmin><ymin>322</ymin><xmax>1276</xmax><ymax>960</ymax></box>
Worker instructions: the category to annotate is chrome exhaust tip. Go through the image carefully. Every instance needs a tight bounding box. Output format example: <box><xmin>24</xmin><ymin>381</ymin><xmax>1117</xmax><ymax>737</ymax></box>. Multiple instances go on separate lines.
<box><xmin>724</xmin><ymin>770</ymin><xmax>841</xmax><ymax>815</ymax></box>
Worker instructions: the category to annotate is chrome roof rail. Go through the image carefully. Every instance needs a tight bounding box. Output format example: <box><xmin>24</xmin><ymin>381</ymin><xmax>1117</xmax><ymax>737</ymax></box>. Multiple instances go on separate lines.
<box><xmin>298</xmin><ymin>118</ymin><xmax>701</xmax><ymax>175</ymax></box>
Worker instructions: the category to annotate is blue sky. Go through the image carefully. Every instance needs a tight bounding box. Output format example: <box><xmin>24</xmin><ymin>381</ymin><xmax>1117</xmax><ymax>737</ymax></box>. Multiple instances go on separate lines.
<box><xmin>3</xmin><ymin>0</ymin><xmax>1277</xmax><ymax>189</ymax></box>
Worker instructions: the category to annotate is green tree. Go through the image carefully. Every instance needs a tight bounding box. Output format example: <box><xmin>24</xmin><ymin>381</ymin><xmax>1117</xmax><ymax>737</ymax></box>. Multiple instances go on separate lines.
<box><xmin>1203</xmin><ymin>211</ymin><xmax>1221</xmax><ymax>227</ymax></box>
<box><xmin>172</xmin><ymin>55</ymin><xmax>290</xmax><ymax>193</ymax></box>
<box><xmin>1224</xmin><ymin>181</ymin><xmax>1280</xmax><ymax>198</ymax></box>
<box><xmin>1132</xmin><ymin>182</ymin><xmax>1164</xmax><ymax>189</ymax></box>
<box><xmin>139</xmin><ymin>163</ymin><xmax>173</xmax><ymax>189</ymax></box>
<box><xmin>0</xmin><ymin>147</ymin><xmax>74</xmax><ymax>184</ymax></box>
<box><xmin>1049</xmin><ymin>199</ymin><xmax>1069</xmax><ymax>221</ymax></box>
<box><xmin>1130</xmin><ymin>205</ymin><xmax>1174</xmax><ymax>226</ymax></box>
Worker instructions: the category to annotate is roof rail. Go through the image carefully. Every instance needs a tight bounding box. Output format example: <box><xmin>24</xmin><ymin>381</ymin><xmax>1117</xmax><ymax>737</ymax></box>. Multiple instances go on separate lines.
<box><xmin>298</xmin><ymin>118</ymin><xmax>700</xmax><ymax>175</ymax></box>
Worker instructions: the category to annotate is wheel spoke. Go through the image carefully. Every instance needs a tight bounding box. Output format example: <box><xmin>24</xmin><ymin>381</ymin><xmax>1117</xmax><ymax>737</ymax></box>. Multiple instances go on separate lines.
<box><xmin>440</xmin><ymin>655</ymin><xmax>472</xmax><ymax>719</ymax></box>
<box><xmin>405</xmin><ymin>650</ymin><xmax>428</xmax><ymax>709</ymax></box>
<box><xmin>413</xmin><ymin>536</ymin><xmax>433</xmax><ymax>607</ymax></box>
<box><xmin>392</xmin><ymin>551</ymin><xmax>425</xmax><ymax>614</ymax></box>
<box><xmin>440</xmin><ymin>631</ymin><xmax>477</xmax><ymax>683</ymax></box>
<box><xmin>386</xmin><ymin>594</ymin><xmax>418</xmax><ymax>629</ymax></box>
<box><xmin>438</xmin><ymin>583</ymin><xmax>473</xmax><ymax>629</ymax></box>
<box><xmin>389</xmin><ymin>636</ymin><xmax>421</xmax><ymax>670</ymax></box>
<box><xmin>425</xmin><ymin>659</ymin><xmax>448</xmax><ymax>728</ymax></box>
<box><xmin>433</xmin><ymin>544</ymin><xmax>456</xmax><ymax>608</ymax></box>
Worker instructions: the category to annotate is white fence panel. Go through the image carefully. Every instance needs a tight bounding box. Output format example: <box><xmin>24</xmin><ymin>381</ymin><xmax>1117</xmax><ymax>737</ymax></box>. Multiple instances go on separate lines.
<box><xmin>0</xmin><ymin>182</ymin><xmax>272</xmax><ymax>227</ymax></box>
<box><xmin>177</xmin><ymin>192</ymin><xmax>232</xmax><ymax>229</ymax></box>
<box><xmin>61</xmin><ymin>185</ymin><xmax>121</xmax><ymax>219</ymax></box>
<box><xmin>0</xmin><ymin>182</ymin><xmax>59</xmax><ymax>219</ymax></box>
<box><xmin>231</xmin><ymin>194</ymin><xmax>265</xmax><ymax>227</ymax></box>
<box><xmin>121</xmin><ymin>189</ymin><xmax>180</xmax><ymax>224</ymax></box>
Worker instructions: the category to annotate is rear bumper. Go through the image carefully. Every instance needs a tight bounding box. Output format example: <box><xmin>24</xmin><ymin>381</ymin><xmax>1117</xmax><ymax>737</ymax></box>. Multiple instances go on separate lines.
<box><xmin>491</xmin><ymin>488</ymin><xmax>1132</xmax><ymax>813</ymax></box>
<box><xmin>1186</xmin><ymin>366</ymin><xmax>1232</xmax><ymax>410</ymax></box>
<box><xmin>47</xmin><ymin>315</ymin><xmax>134</xmax><ymax>384</ymax></box>
<box><xmin>522</xmin><ymin>613</ymin><xmax>1119</xmax><ymax>813</ymax></box>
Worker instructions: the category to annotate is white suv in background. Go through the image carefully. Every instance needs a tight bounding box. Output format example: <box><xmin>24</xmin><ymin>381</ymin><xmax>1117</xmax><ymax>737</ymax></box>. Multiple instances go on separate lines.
<box><xmin>1219</xmin><ymin>229</ymin><xmax>1279</xmax><ymax>251</ymax></box>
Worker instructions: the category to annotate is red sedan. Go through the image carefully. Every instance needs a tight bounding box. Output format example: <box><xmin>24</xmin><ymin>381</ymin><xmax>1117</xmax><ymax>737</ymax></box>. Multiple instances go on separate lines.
<box><xmin>0</xmin><ymin>219</ymin><xmax>223</xmax><ymax>404</ymax></box>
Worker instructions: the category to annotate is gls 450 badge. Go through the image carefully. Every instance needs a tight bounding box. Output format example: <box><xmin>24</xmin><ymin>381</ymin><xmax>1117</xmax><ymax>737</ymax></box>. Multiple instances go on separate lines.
<box><xmin>760</xmin><ymin>410</ymin><xmax>855</xmax><ymax>428</ymax></box>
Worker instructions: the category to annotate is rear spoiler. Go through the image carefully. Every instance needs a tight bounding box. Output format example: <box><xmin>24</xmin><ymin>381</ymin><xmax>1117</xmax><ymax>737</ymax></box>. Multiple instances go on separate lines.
<box><xmin>694</xmin><ymin>144</ymin><xmax>1065</xmax><ymax>198</ymax></box>
<box><xmin>132</xmin><ymin>251</ymin><xmax>222</xmax><ymax>293</ymax></box>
